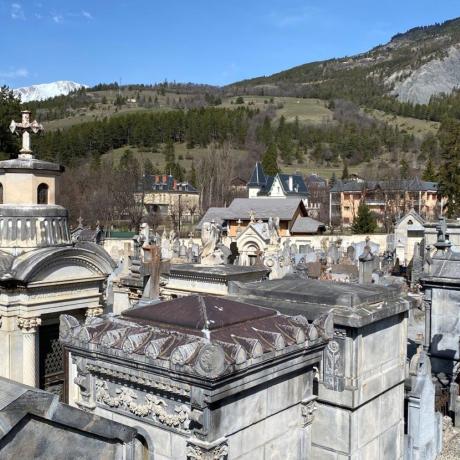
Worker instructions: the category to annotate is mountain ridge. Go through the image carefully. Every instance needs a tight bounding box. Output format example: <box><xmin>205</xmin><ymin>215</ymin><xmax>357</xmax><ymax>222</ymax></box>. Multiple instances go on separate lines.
<box><xmin>13</xmin><ymin>80</ymin><xmax>87</xmax><ymax>103</ymax></box>
<box><xmin>227</xmin><ymin>17</ymin><xmax>460</xmax><ymax>105</ymax></box>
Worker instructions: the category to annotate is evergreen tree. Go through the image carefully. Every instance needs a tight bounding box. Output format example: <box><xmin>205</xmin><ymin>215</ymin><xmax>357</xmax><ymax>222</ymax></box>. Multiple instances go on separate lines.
<box><xmin>261</xmin><ymin>143</ymin><xmax>279</xmax><ymax>176</ymax></box>
<box><xmin>399</xmin><ymin>159</ymin><xmax>410</xmax><ymax>179</ymax></box>
<box><xmin>329</xmin><ymin>172</ymin><xmax>337</xmax><ymax>188</ymax></box>
<box><xmin>143</xmin><ymin>158</ymin><xmax>156</xmax><ymax>176</ymax></box>
<box><xmin>422</xmin><ymin>158</ymin><xmax>437</xmax><ymax>182</ymax></box>
<box><xmin>0</xmin><ymin>86</ymin><xmax>21</xmax><ymax>157</ymax></box>
<box><xmin>341</xmin><ymin>162</ymin><xmax>349</xmax><ymax>181</ymax></box>
<box><xmin>438</xmin><ymin>118</ymin><xmax>460</xmax><ymax>217</ymax></box>
<box><xmin>352</xmin><ymin>203</ymin><xmax>377</xmax><ymax>234</ymax></box>
<box><xmin>188</xmin><ymin>161</ymin><xmax>197</xmax><ymax>187</ymax></box>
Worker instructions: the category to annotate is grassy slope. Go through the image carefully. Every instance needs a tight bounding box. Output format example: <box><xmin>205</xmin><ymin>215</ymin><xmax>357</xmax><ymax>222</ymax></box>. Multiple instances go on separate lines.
<box><xmin>103</xmin><ymin>143</ymin><xmax>247</xmax><ymax>171</ymax></box>
<box><xmin>42</xmin><ymin>90</ymin><xmax>438</xmax><ymax>179</ymax></box>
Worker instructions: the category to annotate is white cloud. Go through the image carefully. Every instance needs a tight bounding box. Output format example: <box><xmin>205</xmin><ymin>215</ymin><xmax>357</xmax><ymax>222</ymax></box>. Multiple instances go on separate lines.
<box><xmin>82</xmin><ymin>10</ymin><xmax>93</xmax><ymax>20</ymax></box>
<box><xmin>0</xmin><ymin>67</ymin><xmax>29</xmax><ymax>79</ymax></box>
<box><xmin>11</xmin><ymin>3</ymin><xmax>25</xmax><ymax>20</ymax></box>
<box><xmin>52</xmin><ymin>13</ymin><xmax>63</xmax><ymax>23</ymax></box>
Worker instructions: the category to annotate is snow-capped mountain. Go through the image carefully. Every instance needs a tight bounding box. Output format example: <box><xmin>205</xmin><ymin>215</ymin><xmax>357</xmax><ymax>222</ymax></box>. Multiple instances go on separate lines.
<box><xmin>13</xmin><ymin>80</ymin><xmax>88</xmax><ymax>102</ymax></box>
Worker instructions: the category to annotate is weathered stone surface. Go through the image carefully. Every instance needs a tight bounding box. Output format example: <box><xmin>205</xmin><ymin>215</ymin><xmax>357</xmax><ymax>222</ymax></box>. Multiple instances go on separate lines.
<box><xmin>0</xmin><ymin>377</ymin><xmax>137</xmax><ymax>459</ymax></box>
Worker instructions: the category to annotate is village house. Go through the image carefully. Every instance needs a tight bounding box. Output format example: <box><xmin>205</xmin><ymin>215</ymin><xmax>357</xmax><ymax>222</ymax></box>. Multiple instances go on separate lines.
<box><xmin>198</xmin><ymin>198</ymin><xmax>326</xmax><ymax>238</ymax></box>
<box><xmin>330</xmin><ymin>177</ymin><xmax>440</xmax><ymax>228</ymax></box>
<box><xmin>141</xmin><ymin>174</ymin><xmax>200</xmax><ymax>224</ymax></box>
<box><xmin>247</xmin><ymin>162</ymin><xmax>321</xmax><ymax>214</ymax></box>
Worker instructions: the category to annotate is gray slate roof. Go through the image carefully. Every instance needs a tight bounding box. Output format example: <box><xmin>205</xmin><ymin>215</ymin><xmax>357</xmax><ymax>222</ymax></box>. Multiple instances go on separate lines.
<box><xmin>290</xmin><ymin>216</ymin><xmax>326</xmax><ymax>234</ymax></box>
<box><xmin>331</xmin><ymin>178</ymin><xmax>438</xmax><ymax>193</ymax></box>
<box><xmin>247</xmin><ymin>162</ymin><xmax>267</xmax><ymax>187</ymax></box>
<box><xmin>247</xmin><ymin>162</ymin><xmax>309</xmax><ymax>198</ymax></box>
<box><xmin>197</xmin><ymin>198</ymin><xmax>306</xmax><ymax>229</ymax></box>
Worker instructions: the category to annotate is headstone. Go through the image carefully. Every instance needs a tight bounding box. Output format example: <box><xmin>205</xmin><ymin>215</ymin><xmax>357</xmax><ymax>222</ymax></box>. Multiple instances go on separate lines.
<box><xmin>358</xmin><ymin>237</ymin><xmax>379</xmax><ymax>284</ymax></box>
<box><xmin>405</xmin><ymin>350</ymin><xmax>442</xmax><ymax>460</ymax></box>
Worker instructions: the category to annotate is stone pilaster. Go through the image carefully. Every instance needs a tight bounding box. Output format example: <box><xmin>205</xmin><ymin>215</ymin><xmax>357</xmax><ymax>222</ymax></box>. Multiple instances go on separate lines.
<box><xmin>299</xmin><ymin>397</ymin><xmax>317</xmax><ymax>458</ymax></box>
<box><xmin>17</xmin><ymin>316</ymin><xmax>41</xmax><ymax>387</ymax></box>
<box><xmin>186</xmin><ymin>437</ymin><xmax>228</xmax><ymax>460</ymax></box>
<box><xmin>73</xmin><ymin>356</ymin><xmax>96</xmax><ymax>411</ymax></box>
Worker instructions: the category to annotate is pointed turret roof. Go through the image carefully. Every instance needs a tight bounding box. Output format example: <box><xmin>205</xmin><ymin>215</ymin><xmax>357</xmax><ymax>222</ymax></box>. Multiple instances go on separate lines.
<box><xmin>247</xmin><ymin>162</ymin><xmax>267</xmax><ymax>187</ymax></box>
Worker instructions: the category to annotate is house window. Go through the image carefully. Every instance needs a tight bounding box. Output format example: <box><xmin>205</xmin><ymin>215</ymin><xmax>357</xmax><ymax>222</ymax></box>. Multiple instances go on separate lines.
<box><xmin>37</xmin><ymin>183</ymin><xmax>49</xmax><ymax>204</ymax></box>
<box><xmin>0</xmin><ymin>183</ymin><xmax>3</xmax><ymax>204</ymax></box>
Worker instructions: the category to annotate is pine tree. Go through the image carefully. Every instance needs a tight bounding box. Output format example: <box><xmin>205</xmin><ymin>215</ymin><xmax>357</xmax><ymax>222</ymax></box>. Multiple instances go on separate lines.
<box><xmin>143</xmin><ymin>158</ymin><xmax>155</xmax><ymax>176</ymax></box>
<box><xmin>341</xmin><ymin>162</ymin><xmax>349</xmax><ymax>181</ymax></box>
<box><xmin>0</xmin><ymin>86</ymin><xmax>21</xmax><ymax>157</ymax></box>
<box><xmin>422</xmin><ymin>158</ymin><xmax>437</xmax><ymax>181</ymax></box>
<box><xmin>352</xmin><ymin>203</ymin><xmax>377</xmax><ymax>234</ymax></box>
<box><xmin>329</xmin><ymin>172</ymin><xmax>337</xmax><ymax>188</ymax></box>
<box><xmin>188</xmin><ymin>161</ymin><xmax>197</xmax><ymax>187</ymax></box>
<box><xmin>261</xmin><ymin>143</ymin><xmax>279</xmax><ymax>176</ymax></box>
<box><xmin>399</xmin><ymin>159</ymin><xmax>410</xmax><ymax>179</ymax></box>
<box><xmin>438</xmin><ymin>118</ymin><xmax>460</xmax><ymax>217</ymax></box>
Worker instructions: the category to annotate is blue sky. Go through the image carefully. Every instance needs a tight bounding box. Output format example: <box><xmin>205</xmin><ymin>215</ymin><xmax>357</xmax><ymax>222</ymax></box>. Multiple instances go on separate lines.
<box><xmin>1</xmin><ymin>0</ymin><xmax>460</xmax><ymax>88</ymax></box>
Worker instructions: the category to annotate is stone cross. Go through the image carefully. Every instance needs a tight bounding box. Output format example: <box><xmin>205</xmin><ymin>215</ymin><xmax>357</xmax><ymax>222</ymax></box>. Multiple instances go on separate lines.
<box><xmin>9</xmin><ymin>110</ymin><xmax>44</xmax><ymax>158</ymax></box>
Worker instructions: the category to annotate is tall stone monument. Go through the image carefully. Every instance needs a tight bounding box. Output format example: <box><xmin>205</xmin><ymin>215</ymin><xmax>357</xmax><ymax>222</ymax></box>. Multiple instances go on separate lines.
<box><xmin>0</xmin><ymin>111</ymin><xmax>115</xmax><ymax>395</ymax></box>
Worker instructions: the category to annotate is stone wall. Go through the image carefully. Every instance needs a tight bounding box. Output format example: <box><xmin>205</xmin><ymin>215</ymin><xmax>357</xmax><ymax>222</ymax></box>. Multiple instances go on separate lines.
<box><xmin>430</xmin><ymin>288</ymin><xmax>460</xmax><ymax>375</ymax></box>
<box><xmin>313</xmin><ymin>314</ymin><xmax>407</xmax><ymax>459</ymax></box>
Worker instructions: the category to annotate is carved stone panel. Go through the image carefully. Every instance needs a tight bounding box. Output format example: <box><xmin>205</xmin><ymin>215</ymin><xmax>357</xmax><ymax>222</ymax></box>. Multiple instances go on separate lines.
<box><xmin>95</xmin><ymin>379</ymin><xmax>191</xmax><ymax>432</ymax></box>
<box><xmin>323</xmin><ymin>333</ymin><xmax>345</xmax><ymax>392</ymax></box>
<box><xmin>186</xmin><ymin>437</ymin><xmax>228</xmax><ymax>460</ymax></box>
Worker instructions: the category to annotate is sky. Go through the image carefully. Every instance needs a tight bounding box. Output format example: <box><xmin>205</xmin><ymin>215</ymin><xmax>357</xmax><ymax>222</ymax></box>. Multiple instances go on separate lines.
<box><xmin>1</xmin><ymin>0</ymin><xmax>460</xmax><ymax>88</ymax></box>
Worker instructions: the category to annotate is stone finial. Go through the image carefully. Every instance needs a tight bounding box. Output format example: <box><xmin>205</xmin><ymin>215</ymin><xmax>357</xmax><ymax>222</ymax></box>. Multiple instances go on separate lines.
<box><xmin>9</xmin><ymin>110</ymin><xmax>44</xmax><ymax>158</ymax></box>
<box><xmin>434</xmin><ymin>217</ymin><xmax>451</xmax><ymax>251</ymax></box>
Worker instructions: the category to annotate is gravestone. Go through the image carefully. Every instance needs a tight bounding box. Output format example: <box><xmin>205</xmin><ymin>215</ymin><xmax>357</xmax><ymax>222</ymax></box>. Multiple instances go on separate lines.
<box><xmin>406</xmin><ymin>350</ymin><xmax>442</xmax><ymax>460</ymax></box>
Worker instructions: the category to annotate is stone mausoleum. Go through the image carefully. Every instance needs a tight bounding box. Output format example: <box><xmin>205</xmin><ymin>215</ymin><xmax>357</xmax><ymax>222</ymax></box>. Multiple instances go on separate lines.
<box><xmin>229</xmin><ymin>278</ymin><xmax>411</xmax><ymax>459</ymax></box>
<box><xmin>0</xmin><ymin>111</ymin><xmax>114</xmax><ymax>396</ymax></box>
<box><xmin>61</xmin><ymin>295</ymin><xmax>333</xmax><ymax>459</ymax></box>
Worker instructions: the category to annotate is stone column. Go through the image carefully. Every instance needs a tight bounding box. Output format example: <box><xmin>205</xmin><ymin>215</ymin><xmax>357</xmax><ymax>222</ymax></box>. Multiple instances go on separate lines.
<box><xmin>17</xmin><ymin>316</ymin><xmax>41</xmax><ymax>387</ymax></box>
<box><xmin>300</xmin><ymin>397</ymin><xmax>317</xmax><ymax>458</ymax></box>
<box><xmin>186</xmin><ymin>437</ymin><xmax>228</xmax><ymax>460</ymax></box>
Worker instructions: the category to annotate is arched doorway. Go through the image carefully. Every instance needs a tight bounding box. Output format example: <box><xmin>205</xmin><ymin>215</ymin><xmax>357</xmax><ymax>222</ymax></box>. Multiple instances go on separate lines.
<box><xmin>241</xmin><ymin>241</ymin><xmax>261</xmax><ymax>266</ymax></box>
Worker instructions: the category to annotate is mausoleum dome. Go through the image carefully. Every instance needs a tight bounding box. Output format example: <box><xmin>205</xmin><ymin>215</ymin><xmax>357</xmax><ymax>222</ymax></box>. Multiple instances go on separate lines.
<box><xmin>0</xmin><ymin>110</ymin><xmax>70</xmax><ymax>253</ymax></box>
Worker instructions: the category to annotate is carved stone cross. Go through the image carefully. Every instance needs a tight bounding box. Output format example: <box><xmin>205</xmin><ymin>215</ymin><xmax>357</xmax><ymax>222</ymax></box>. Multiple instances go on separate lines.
<box><xmin>9</xmin><ymin>110</ymin><xmax>43</xmax><ymax>158</ymax></box>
